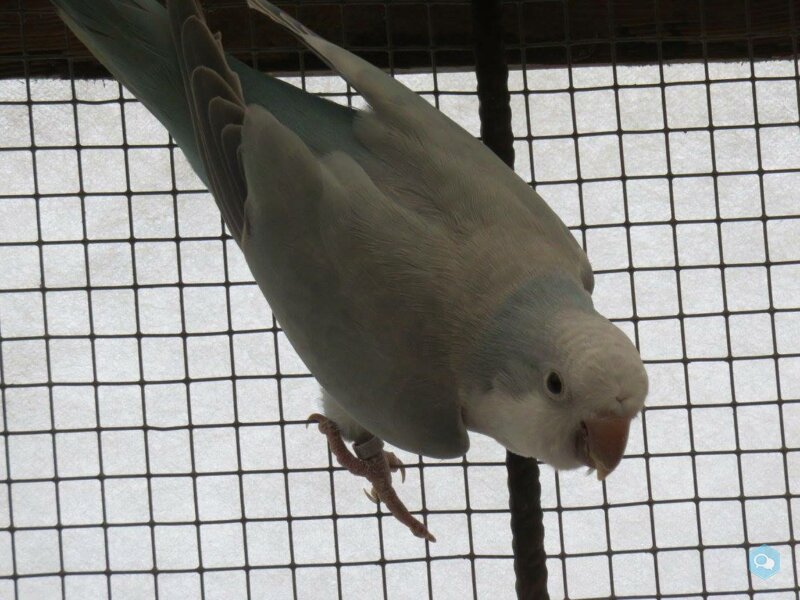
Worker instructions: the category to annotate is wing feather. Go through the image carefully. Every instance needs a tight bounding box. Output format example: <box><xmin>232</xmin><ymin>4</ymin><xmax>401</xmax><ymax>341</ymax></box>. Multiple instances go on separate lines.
<box><xmin>168</xmin><ymin>1</ymin><xmax>247</xmax><ymax>241</ymax></box>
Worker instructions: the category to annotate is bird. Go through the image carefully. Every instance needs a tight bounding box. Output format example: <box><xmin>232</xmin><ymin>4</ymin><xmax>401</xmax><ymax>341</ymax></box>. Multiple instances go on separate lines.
<box><xmin>52</xmin><ymin>0</ymin><xmax>649</xmax><ymax>541</ymax></box>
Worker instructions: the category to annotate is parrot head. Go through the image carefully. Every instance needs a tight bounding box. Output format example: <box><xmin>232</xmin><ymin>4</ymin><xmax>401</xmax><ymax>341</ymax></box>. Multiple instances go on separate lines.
<box><xmin>463</xmin><ymin>276</ymin><xmax>648</xmax><ymax>479</ymax></box>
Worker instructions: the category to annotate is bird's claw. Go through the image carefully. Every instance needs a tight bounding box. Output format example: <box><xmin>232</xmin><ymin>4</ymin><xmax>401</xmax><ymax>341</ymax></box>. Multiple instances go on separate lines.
<box><xmin>363</xmin><ymin>487</ymin><xmax>380</xmax><ymax>504</ymax></box>
<box><xmin>384</xmin><ymin>451</ymin><xmax>407</xmax><ymax>483</ymax></box>
<box><xmin>308</xmin><ymin>412</ymin><xmax>337</xmax><ymax>434</ymax></box>
<box><xmin>307</xmin><ymin>412</ymin><xmax>435</xmax><ymax>542</ymax></box>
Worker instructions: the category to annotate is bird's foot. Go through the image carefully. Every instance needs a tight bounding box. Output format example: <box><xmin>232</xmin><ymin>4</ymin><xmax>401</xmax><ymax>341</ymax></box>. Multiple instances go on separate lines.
<box><xmin>308</xmin><ymin>413</ymin><xmax>435</xmax><ymax>542</ymax></box>
<box><xmin>362</xmin><ymin>449</ymin><xmax>405</xmax><ymax>502</ymax></box>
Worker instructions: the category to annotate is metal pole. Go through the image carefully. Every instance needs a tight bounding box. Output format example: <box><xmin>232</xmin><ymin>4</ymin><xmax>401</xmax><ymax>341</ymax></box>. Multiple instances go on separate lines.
<box><xmin>471</xmin><ymin>1</ymin><xmax>550</xmax><ymax>598</ymax></box>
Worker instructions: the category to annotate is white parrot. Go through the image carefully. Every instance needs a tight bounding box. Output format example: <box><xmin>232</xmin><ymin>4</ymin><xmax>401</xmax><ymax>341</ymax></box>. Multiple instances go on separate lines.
<box><xmin>52</xmin><ymin>0</ymin><xmax>649</xmax><ymax>541</ymax></box>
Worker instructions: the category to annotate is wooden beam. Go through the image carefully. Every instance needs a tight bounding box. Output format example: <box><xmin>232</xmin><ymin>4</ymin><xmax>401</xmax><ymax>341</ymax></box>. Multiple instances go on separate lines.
<box><xmin>1</xmin><ymin>1</ymin><xmax>798</xmax><ymax>80</ymax></box>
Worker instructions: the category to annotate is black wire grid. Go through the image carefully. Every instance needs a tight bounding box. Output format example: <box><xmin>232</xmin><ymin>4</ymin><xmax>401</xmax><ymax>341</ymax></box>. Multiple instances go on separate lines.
<box><xmin>1</xmin><ymin>0</ymin><xmax>799</xmax><ymax>598</ymax></box>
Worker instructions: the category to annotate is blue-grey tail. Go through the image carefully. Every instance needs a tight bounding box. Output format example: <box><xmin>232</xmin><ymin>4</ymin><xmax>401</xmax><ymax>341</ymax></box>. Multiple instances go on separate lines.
<box><xmin>51</xmin><ymin>0</ymin><xmax>360</xmax><ymax>185</ymax></box>
<box><xmin>52</xmin><ymin>0</ymin><xmax>206</xmax><ymax>175</ymax></box>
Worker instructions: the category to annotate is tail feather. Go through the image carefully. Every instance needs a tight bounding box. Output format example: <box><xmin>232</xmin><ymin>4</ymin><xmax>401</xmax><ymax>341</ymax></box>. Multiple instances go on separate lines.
<box><xmin>52</xmin><ymin>0</ymin><xmax>204</xmax><ymax>173</ymax></box>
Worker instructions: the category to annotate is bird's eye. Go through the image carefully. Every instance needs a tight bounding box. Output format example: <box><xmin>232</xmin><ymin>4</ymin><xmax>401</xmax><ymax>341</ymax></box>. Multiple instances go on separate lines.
<box><xmin>545</xmin><ymin>371</ymin><xmax>563</xmax><ymax>397</ymax></box>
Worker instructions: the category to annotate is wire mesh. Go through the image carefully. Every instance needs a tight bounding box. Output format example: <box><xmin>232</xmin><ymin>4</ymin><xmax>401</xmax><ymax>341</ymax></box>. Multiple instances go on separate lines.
<box><xmin>0</xmin><ymin>1</ymin><xmax>799</xmax><ymax>599</ymax></box>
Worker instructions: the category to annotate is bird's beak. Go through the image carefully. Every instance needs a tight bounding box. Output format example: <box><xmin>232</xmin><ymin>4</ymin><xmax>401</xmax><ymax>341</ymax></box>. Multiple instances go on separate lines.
<box><xmin>578</xmin><ymin>414</ymin><xmax>632</xmax><ymax>480</ymax></box>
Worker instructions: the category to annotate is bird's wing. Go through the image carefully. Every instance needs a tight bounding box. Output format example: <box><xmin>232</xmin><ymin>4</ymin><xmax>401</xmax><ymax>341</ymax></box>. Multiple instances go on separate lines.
<box><xmin>165</xmin><ymin>0</ymin><xmax>468</xmax><ymax>457</ymax></box>
<box><xmin>247</xmin><ymin>0</ymin><xmax>464</xmax><ymax>136</ymax></box>
<box><xmin>247</xmin><ymin>0</ymin><xmax>594</xmax><ymax>293</ymax></box>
